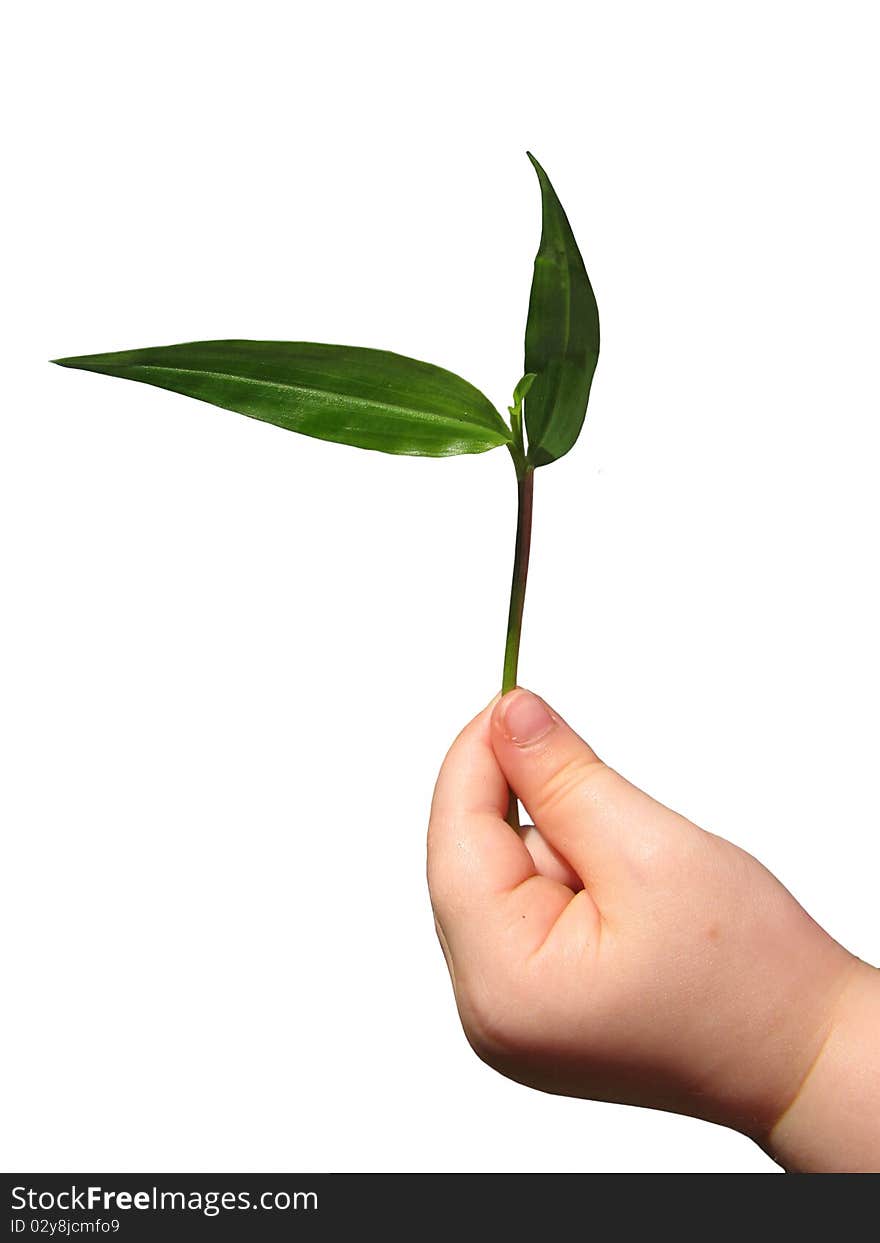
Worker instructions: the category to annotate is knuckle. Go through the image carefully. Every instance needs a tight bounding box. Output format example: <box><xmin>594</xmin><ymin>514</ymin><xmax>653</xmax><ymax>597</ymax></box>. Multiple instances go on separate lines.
<box><xmin>533</xmin><ymin>753</ymin><xmax>608</xmax><ymax>822</ymax></box>
<box><xmin>425</xmin><ymin>813</ymin><xmax>460</xmax><ymax>913</ymax></box>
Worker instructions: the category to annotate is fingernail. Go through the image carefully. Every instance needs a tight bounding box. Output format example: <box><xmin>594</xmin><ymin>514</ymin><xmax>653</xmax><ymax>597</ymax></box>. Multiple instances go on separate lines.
<box><xmin>498</xmin><ymin>689</ymin><xmax>555</xmax><ymax>746</ymax></box>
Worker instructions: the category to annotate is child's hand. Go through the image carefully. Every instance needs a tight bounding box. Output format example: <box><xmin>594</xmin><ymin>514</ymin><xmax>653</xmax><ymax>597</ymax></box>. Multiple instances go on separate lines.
<box><xmin>427</xmin><ymin>690</ymin><xmax>880</xmax><ymax>1171</ymax></box>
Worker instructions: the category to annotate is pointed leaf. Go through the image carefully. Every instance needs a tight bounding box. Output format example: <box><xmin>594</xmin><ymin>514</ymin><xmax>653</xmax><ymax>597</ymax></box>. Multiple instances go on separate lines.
<box><xmin>523</xmin><ymin>153</ymin><xmax>600</xmax><ymax>466</ymax></box>
<box><xmin>511</xmin><ymin>372</ymin><xmax>537</xmax><ymax>413</ymax></box>
<box><xmin>53</xmin><ymin>340</ymin><xmax>511</xmax><ymax>458</ymax></box>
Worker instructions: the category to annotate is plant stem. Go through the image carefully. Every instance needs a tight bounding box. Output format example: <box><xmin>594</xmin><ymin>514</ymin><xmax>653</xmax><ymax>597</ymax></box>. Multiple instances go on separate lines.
<box><xmin>502</xmin><ymin>454</ymin><xmax>534</xmax><ymax>829</ymax></box>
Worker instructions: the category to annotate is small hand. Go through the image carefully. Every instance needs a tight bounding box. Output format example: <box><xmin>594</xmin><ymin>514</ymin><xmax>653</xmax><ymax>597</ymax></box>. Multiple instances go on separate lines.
<box><xmin>427</xmin><ymin>690</ymin><xmax>877</xmax><ymax>1169</ymax></box>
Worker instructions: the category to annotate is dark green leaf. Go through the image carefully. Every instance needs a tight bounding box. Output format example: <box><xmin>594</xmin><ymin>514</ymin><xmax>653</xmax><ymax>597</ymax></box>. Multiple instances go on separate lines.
<box><xmin>523</xmin><ymin>153</ymin><xmax>600</xmax><ymax>467</ymax></box>
<box><xmin>53</xmin><ymin>340</ymin><xmax>511</xmax><ymax>458</ymax></box>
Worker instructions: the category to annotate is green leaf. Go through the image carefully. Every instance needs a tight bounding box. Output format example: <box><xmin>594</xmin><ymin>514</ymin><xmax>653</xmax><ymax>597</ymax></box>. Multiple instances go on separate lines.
<box><xmin>509</xmin><ymin>372</ymin><xmax>537</xmax><ymax>416</ymax></box>
<box><xmin>52</xmin><ymin>340</ymin><xmax>511</xmax><ymax>458</ymax></box>
<box><xmin>523</xmin><ymin>153</ymin><xmax>600</xmax><ymax>467</ymax></box>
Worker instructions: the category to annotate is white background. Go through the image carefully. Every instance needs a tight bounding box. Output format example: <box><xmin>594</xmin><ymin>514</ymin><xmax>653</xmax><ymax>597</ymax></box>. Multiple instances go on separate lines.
<box><xmin>3</xmin><ymin>1</ymin><xmax>879</xmax><ymax>1173</ymax></box>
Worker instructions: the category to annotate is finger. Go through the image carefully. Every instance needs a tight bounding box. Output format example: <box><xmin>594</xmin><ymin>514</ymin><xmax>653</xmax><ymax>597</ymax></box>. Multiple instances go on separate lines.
<box><xmin>519</xmin><ymin>824</ymin><xmax>583</xmax><ymax>892</ymax></box>
<box><xmin>490</xmin><ymin>688</ymin><xmax>654</xmax><ymax>893</ymax></box>
<box><xmin>428</xmin><ymin>697</ymin><xmax>535</xmax><ymax>919</ymax></box>
<box><xmin>428</xmin><ymin>700</ymin><xmax>580</xmax><ymax>962</ymax></box>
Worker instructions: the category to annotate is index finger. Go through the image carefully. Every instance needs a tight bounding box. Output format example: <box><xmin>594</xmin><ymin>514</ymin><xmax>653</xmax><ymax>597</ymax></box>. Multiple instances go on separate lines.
<box><xmin>427</xmin><ymin>697</ymin><xmax>536</xmax><ymax>924</ymax></box>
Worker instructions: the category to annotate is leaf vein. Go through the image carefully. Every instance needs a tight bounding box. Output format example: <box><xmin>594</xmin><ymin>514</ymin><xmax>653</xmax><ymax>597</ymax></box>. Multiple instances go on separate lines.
<box><xmin>127</xmin><ymin>364</ymin><xmax>507</xmax><ymax>439</ymax></box>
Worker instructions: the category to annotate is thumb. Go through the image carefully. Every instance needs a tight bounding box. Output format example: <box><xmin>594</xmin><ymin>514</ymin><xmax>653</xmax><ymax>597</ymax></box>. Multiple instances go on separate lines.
<box><xmin>489</xmin><ymin>688</ymin><xmax>659</xmax><ymax>893</ymax></box>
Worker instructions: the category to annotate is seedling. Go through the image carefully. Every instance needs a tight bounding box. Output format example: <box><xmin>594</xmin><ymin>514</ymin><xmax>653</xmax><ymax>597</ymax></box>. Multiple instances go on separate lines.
<box><xmin>53</xmin><ymin>153</ymin><xmax>600</xmax><ymax>828</ymax></box>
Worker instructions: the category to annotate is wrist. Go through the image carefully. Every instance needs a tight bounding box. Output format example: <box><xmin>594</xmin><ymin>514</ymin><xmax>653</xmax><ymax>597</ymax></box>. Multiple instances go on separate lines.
<box><xmin>764</xmin><ymin>959</ymin><xmax>880</xmax><ymax>1172</ymax></box>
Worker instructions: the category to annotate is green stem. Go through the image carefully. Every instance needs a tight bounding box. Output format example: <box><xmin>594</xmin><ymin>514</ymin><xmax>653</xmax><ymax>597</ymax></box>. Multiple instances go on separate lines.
<box><xmin>502</xmin><ymin>452</ymin><xmax>534</xmax><ymax>829</ymax></box>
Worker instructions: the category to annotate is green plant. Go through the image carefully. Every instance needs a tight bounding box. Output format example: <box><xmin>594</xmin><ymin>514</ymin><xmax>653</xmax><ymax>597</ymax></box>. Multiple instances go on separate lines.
<box><xmin>53</xmin><ymin>152</ymin><xmax>600</xmax><ymax>828</ymax></box>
